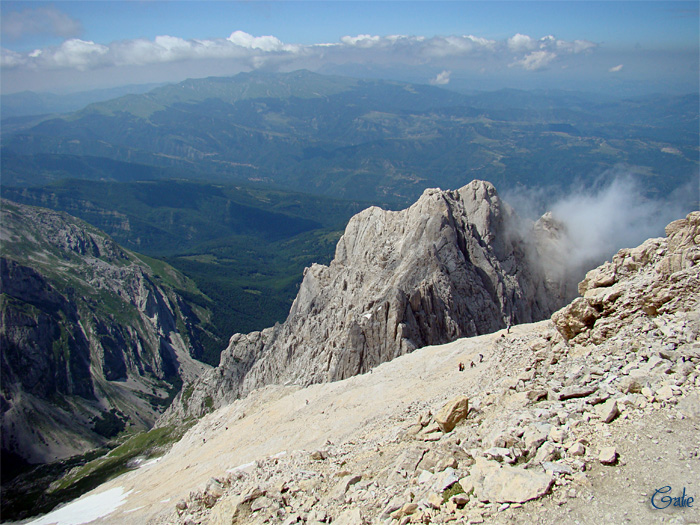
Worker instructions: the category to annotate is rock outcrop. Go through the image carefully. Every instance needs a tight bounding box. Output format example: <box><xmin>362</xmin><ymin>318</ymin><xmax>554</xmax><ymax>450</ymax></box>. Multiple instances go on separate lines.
<box><xmin>162</xmin><ymin>181</ymin><xmax>565</xmax><ymax>421</ymax></box>
<box><xmin>0</xmin><ymin>200</ymin><xmax>211</xmax><ymax>465</ymax></box>
<box><xmin>552</xmin><ymin>211</ymin><xmax>700</xmax><ymax>344</ymax></box>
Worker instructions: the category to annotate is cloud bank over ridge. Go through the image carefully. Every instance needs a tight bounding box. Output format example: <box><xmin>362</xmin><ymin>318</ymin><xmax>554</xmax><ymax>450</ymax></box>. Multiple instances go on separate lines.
<box><xmin>1</xmin><ymin>1</ymin><xmax>696</xmax><ymax>96</ymax></box>
<box><xmin>1</xmin><ymin>30</ymin><xmax>595</xmax><ymax>74</ymax></box>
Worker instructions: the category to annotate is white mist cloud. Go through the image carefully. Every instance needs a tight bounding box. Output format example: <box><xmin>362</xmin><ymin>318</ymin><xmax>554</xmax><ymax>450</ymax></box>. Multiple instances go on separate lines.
<box><xmin>0</xmin><ymin>48</ymin><xmax>25</xmax><ymax>68</ymax></box>
<box><xmin>609</xmin><ymin>64</ymin><xmax>624</xmax><ymax>72</ymax></box>
<box><xmin>465</xmin><ymin>35</ymin><xmax>497</xmax><ymax>49</ymax></box>
<box><xmin>508</xmin><ymin>33</ymin><xmax>538</xmax><ymax>52</ymax></box>
<box><xmin>1</xmin><ymin>6</ymin><xmax>83</xmax><ymax>41</ymax></box>
<box><xmin>504</xmin><ymin>33</ymin><xmax>595</xmax><ymax>71</ymax></box>
<box><xmin>421</xmin><ymin>35</ymin><xmax>494</xmax><ymax>58</ymax></box>
<box><xmin>505</xmin><ymin>170</ymin><xmax>695</xmax><ymax>298</ymax></box>
<box><xmin>549</xmin><ymin>174</ymin><xmax>685</xmax><ymax>268</ymax></box>
<box><xmin>512</xmin><ymin>50</ymin><xmax>557</xmax><ymax>71</ymax></box>
<box><xmin>558</xmin><ymin>39</ymin><xmax>597</xmax><ymax>54</ymax></box>
<box><xmin>340</xmin><ymin>34</ymin><xmax>382</xmax><ymax>48</ymax></box>
<box><xmin>46</xmin><ymin>39</ymin><xmax>109</xmax><ymax>70</ymax></box>
<box><xmin>430</xmin><ymin>70</ymin><xmax>451</xmax><ymax>85</ymax></box>
<box><xmin>228</xmin><ymin>31</ymin><xmax>289</xmax><ymax>52</ymax></box>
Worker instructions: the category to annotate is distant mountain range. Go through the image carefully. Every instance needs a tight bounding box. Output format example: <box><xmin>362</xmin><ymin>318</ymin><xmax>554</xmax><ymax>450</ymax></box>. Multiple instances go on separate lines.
<box><xmin>0</xmin><ymin>83</ymin><xmax>167</xmax><ymax>119</ymax></box>
<box><xmin>2</xmin><ymin>70</ymin><xmax>697</xmax><ymax>202</ymax></box>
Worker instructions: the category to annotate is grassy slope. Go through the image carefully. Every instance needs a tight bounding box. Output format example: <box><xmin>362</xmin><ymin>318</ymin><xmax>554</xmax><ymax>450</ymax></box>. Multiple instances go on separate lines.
<box><xmin>1</xmin><ymin>422</ymin><xmax>195</xmax><ymax>521</ymax></box>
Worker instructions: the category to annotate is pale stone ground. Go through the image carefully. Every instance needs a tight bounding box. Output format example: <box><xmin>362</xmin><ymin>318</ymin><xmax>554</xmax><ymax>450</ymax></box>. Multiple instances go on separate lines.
<box><xmin>73</xmin><ymin>325</ymin><xmax>509</xmax><ymax>524</ymax></box>
<box><xmin>24</xmin><ymin>317</ymin><xmax>699</xmax><ymax>525</ymax></box>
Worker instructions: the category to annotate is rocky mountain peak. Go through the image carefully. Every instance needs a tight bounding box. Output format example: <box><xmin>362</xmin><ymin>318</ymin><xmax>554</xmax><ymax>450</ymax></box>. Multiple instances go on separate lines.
<box><xmin>333</xmin><ymin>181</ymin><xmax>510</xmax><ymax>268</ymax></box>
<box><xmin>161</xmin><ymin>180</ymin><xmax>565</xmax><ymax>422</ymax></box>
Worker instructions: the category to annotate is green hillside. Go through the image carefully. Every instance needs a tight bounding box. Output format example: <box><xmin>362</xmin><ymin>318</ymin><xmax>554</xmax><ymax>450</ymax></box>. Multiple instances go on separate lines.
<box><xmin>6</xmin><ymin>71</ymin><xmax>695</xmax><ymax>202</ymax></box>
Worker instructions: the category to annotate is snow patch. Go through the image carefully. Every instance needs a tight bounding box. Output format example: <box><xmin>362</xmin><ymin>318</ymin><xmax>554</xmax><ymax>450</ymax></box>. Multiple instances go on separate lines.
<box><xmin>28</xmin><ymin>487</ymin><xmax>131</xmax><ymax>525</ymax></box>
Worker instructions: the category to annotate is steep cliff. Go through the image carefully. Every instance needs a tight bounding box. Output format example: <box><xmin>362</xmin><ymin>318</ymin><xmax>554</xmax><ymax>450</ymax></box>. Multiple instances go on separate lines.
<box><xmin>0</xmin><ymin>200</ymin><xmax>212</xmax><ymax>465</ymax></box>
<box><xmin>162</xmin><ymin>180</ymin><xmax>566</xmax><ymax>422</ymax></box>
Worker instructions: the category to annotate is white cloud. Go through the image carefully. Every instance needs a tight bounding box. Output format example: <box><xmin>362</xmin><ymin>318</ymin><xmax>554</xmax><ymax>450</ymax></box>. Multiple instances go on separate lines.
<box><xmin>465</xmin><ymin>35</ymin><xmax>497</xmax><ymax>49</ymax></box>
<box><xmin>155</xmin><ymin>35</ymin><xmax>192</xmax><ymax>52</ymax></box>
<box><xmin>1</xmin><ymin>6</ymin><xmax>82</xmax><ymax>41</ymax></box>
<box><xmin>511</xmin><ymin>50</ymin><xmax>557</xmax><ymax>71</ymax></box>
<box><xmin>505</xmin><ymin>33</ymin><xmax>594</xmax><ymax>72</ymax></box>
<box><xmin>557</xmin><ymin>39</ymin><xmax>597</xmax><ymax>53</ymax></box>
<box><xmin>609</xmin><ymin>64</ymin><xmax>624</xmax><ymax>73</ymax></box>
<box><xmin>430</xmin><ymin>70</ymin><xmax>451</xmax><ymax>85</ymax></box>
<box><xmin>340</xmin><ymin>34</ymin><xmax>382</xmax><ymax>48</ymax></box>
<box><xmin>0</xmin><ymin>30</ymin><xmax>599</xmax><ymax>82</ymax></box>
<box><xmin>423</xmin><ymin>35</ymin><xmax>480</xmax><ymax>57</ymax></box>
<box><xmin>508</xmin><ymin>33</ymin><xmax>595</xmax><ymax>56</ymax></box>
<box><xmin>508</xmin><ymin>33</ymin><xmax>537</xmax><ymax>52</ymax></box>
<box><xmin>503</xmin><ymin>33</ymin><xmax>595</xmax><ymax>72</ymax></box>
<box><xmin>11</xmin><ymin>31</ymin><xmax>301</xmax><ymax>71</ymax></box>
<box><xmin>386</xmin><ymin>34</ymin><xmax>425</xmax><ymax>44</ymax></box>
<box><xmin>539</xmin><ymin>35</ymin><xmax>557</xmax><ymax>46</ymax></box>
<box><xmin>228</xmin><ymin>31</ymin><xmax>288</xmax><ymax>52</ymax></box>
<box><xmin>43</xmin><ymin>39</ymin><xmax>109</xmax><ymax>70</ymax></box>
<box><xmin>110</xmin><ymin>37</ymin><xmax>200</xmax><ymax>67</ymax></box>
<box><xmin>0</xmin><ymin>48</ymin><xmax>26</xmax><ymax>68</ymax></box>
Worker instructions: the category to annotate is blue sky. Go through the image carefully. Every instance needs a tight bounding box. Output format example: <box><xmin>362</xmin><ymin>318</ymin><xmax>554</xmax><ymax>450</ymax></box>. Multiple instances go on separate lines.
<box><xmin>1</xmin><ymin>1</ymin><xmax>698</xmax><ymax>95</ymax></box>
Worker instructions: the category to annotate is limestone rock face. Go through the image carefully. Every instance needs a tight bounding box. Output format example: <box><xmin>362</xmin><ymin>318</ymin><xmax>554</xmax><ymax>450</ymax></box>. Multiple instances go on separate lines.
<box><xmin>162</xmin><ymin>180</ymin><xmax>564</xmax><ymax>422</ymax></box>
<box><xmin>0</xmin><ymin>200</ymin><xmax>210</xmax><ymax>464</ymax></box>
<box><xmin>550</xmin><ymin>297</ymin><xmax>599</xmax><ymax>341</ymax></box>
<box><xmin>552</xmin><ymin>211</ymin><xmax>700</xmax><ymax>344</ymax></box>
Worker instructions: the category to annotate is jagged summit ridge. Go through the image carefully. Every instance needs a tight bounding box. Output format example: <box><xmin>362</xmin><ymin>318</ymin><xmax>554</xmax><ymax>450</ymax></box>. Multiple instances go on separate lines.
<box><xmin>162</xmin><ymin>180</ymin><xmax>562</xmax><ymax>421</ymax></box>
